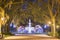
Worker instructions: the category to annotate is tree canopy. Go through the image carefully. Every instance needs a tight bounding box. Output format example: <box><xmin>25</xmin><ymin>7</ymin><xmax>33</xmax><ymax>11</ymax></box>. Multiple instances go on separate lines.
<box><xmin>0</xmin><ymin>0</ymin><xmax>60</xmax><ymax>27</ymax></box>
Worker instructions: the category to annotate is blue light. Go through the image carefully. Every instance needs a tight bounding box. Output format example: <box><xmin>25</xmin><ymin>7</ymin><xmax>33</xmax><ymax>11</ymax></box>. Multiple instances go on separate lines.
<box><xmin>13</xmin><ymin>25</ymin><xmax>16</xmax><ymax>28</ymax></box>
<box><xmin>44</xmin><ymin>24</ymin><xmax>49</xmax><ymax>29</ymax></box>
<box><xmin>44</xmin><ymin>25</ymin><xmax>47</xmax><ymax>28</ymax></box>
<box><xmin>10</xmin><ymin>23</ymin><xmax>13</xmax><ymax>27</ymax></box>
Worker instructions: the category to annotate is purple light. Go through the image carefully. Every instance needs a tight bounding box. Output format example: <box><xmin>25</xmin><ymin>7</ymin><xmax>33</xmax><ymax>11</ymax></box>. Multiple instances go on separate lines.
<box><xmin>44</xmin><ymin>25</ymin><xmax>47</xmax><ymax>28</ymax></box>
<box><xmin>44</xmin><ymin>25</ymin><xmax>49</xmax><ymax>28</ymax></box>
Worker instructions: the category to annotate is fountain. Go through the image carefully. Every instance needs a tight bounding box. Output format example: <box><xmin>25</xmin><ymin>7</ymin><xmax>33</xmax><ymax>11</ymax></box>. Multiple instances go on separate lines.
<box><xmin>14</xmin><ymin>19</ymin><xmax>44</xmax><ymax>35</ymax></box>
<box><xmin>25</xmin><ymin>19</ymin><xmax>34</xmax><ymax>33</ymax></box>
<box><xmin>28</xmin><ymin>19</ymin><xmax>32</xmax><ymax>33</ymax></box>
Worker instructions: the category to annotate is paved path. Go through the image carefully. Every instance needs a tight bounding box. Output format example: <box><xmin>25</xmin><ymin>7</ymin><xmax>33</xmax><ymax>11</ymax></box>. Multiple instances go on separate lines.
<box><xmin>4</xmin><ymin>34</ymin><xmax>60</xmax><ymax>40</ymax></box>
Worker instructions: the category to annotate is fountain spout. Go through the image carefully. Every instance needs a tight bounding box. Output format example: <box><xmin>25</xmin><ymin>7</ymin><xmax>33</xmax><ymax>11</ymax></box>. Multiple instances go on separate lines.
<box><xmin>28</xmin><ymin>19</ymin><xmax>32</xmax><ymax>33</ymax></box>
<box><xmin>29</xmin><ymin>19</ymin><xmax>31</xmax><ymax>27</ymax></box>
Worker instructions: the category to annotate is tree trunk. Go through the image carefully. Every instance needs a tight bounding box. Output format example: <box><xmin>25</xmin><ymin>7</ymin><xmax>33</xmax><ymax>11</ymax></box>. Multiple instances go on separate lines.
<box><xmin>51</xmin><ymin>17</ymin><xmax>56</xmax><ymax>37</ymax></box>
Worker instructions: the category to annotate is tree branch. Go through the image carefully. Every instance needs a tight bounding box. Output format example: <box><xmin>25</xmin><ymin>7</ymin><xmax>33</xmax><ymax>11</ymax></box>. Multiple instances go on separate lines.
<box><xmin>48</xmin><ymin>0</ymin><xmax>53</xmax><ymax>18</ymax></box>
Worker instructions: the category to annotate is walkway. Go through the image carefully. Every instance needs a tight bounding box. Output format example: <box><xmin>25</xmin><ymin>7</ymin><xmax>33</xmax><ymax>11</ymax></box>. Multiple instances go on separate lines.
<box><xmin>4</xmin><ymin>34</ymin><xmax>60</xmax><ymax>40</ymax></box>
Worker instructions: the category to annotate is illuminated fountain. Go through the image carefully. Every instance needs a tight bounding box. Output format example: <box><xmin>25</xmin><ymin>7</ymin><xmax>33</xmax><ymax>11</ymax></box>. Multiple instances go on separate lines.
<box><xmin>25</xmin><ymin>19</ymin><xmax>34</xmax><ymax>33</ymax></box>
<box><xmin>14</xmin><ymin>19</ymin><xmax>44</xmax><ymax>35</ymax></box>
<box><xmin>28</xmin><ymin>19</ymin><xmax>32</xmax><ymax>33</ymax></box>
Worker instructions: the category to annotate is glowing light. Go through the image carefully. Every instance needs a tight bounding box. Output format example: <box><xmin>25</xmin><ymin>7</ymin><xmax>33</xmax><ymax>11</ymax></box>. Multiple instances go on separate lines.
<box><xmin>48</xmin><ymin>21</ymin><xmax>51</xmax><ymax>24</ymax></box>
<box><xmin>56</xmin><ymin>25</ymin><xmax>59</xmax><ymax>28</ymax></box>
<box><xmin>1</xmin><ymin>17</ymin><xmax>5</xmax><ymax>21</ymax></box>
<box><xmin>28</xmin><ymin>19</ymin><xmax>32</xmax><ymax>33</ymax></box>
<box><xmin>44</xmin><ymin>25</ymin><xmax>47</xmax><ymax>28</ymax></box>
